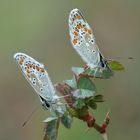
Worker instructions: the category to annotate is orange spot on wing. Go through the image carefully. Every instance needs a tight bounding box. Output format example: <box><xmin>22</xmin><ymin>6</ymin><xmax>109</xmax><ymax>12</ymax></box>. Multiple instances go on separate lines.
<box><xmin>26</xmin><ymin>73</ymin><xmax>30</xmax><ymax>78</ymax></box>
<box><xmin>19</xmin><ymin>60</ymin><xmax>23</xmax><ymax>65</ymax></box>
<box><xmin>26</xmin><ymin>69</ymin><xmax>30</xmax><ymax>78</ymax></box>
<box><xmin>72</xmin><ymin>15</ymin><xmax>81</xmax><ymax>23</ymax></box>
<box><xmin>77</xmin><ymin>25</ymin><xmax>81</xmax><ymax>29</ymax></box>
<box><xmin>73</xmin><ymin>39</ymin><xmax>78</xmax><ymax>45</ymax></box>
<box><xmin>26</xmin><ymin>64</ymin><xmax>30</xmax><ymax>69</ymax></box>
<box><xmin>40</xmin><ymin>68</ymin><xmax>45</xmax><ymax>72</ymax></box>
<box><xmin>75</xmin><ymin>27</ymin><xmax>79</xmax><ymax>32</ymax></box>
<box><xmin>79</xmin><ymin>24</ymin><xmax>83</xmax><ymax>28</ymax></box>
<box><xmin>19</xmin><ymin>58</ymin><xmax>24</xmax><ymax>65</ymax></box>
<box><xmin>74</xmin><ymin>31</ymin><xmax>78</xmax><ymax>36</ymax></box>
<box><xmin>84</xmin><ymin>28</ymin><xmax>88</xmax><ymax>32</ymax></box>
<box><xmin>88</xmin><ymin>29</ymin><xmax>92</xmax><ymax>34</ymax></box>
<box><xmin>76</xmin><ymin>15</ymin><xmax>81</xmax><ymax>20</ymax></box>
<box><xmin>36</xmin><ymin>66</ymin><xmax>40</xmax><ymax>71</ymax></box>
<box><xmin>32</xmin><ymin>65</ymin><xmax>35</xmax><ymax>69</ymax></box>
<box><xmin>27</xmin><ymin>69</ymin><xmax>30</xmax><ymax>73</ymax></box>
<box><xmin>29</xmin><ymin>64</ymin><xmax>32</xmax><ymax>68</ymax></box>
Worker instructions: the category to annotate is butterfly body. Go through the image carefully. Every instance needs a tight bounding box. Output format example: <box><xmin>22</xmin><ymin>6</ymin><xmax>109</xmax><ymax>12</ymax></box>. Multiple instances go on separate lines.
<box><xmin>69</xmin><ymin>8</ymin><xmax>108</xmax><ymax>70</ymax></box>
<box><xmin>14</xmin><ymin>53</ymin><xmax>65</xmax><ymax>113</ymax></box>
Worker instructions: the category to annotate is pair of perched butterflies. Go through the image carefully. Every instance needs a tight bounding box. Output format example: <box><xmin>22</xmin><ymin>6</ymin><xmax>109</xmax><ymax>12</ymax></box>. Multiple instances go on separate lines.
<box><xmin>14</xmin><ymin>8</ymin><xmax>109</xmax><ymax>112</ymax></box>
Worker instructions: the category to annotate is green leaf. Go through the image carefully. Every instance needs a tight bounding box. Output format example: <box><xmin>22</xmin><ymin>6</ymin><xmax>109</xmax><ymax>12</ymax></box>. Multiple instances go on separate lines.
<box><xmin>73</xmin><ymin>89</ymin><xmax>95</xmax><ymax>99</ymax></box>
<box><xmin>93</xmin><ymin>94</ymin><xmax>105</xmax><ymax>102</ymax></box>
<box><xmin>61</xmin><ymin>113</ymin><xmax>73</xmax><ymax>129</ymax></box>
<box><xmin>64</xmin><ymin>76</ymin><xmax>77</xmax><ymax>89</ymax></box>
<box><xmin>44</xmin><ymin>118</ymin><xmax>58</xmax><ymax>140</ymax></box>
<box><xmin>87</xmin><ymin>99</ymin><xmax>97</xmax><ymax>110</ymax></box>
<box><xmin>43</xmin><ymin>133</ymin><xmax>50</xmax><ymax>140</ymax></box>
<box><xmin>108</xmin><ymin>60</ymin><xmax>125</xmax><ymax>71</ymax></box>
<box><xmin>67</xmin><ymin>107</ymin><xmax>78</xmax><ymax>117</ymax></box>
<box><xmin>73</xmin><ymin>99</ymin><xmax>86</xmax><ymax>109</ymax></box>
<box><xmin>76</xmin><ymin>106</ymin><xmax>89</xmax><ymax>118</ymax></box>
<box><xmin>84</xmin><ymin>66</ymin><xmax>114</xmax><ymax>79</ymax></box>
<box><xmin>77</xmin><ymin>76</ymin><xmax>96</xmax><ymax>91</ymax></box>
<box><xmin>72</xmin><ymin>67</ymin><xmax>85</xmax><ymax>76</ymax></box>
<box><xmin>55</xmin><ymin>103</ymin><xmax>66</xmax><ymax>114</ymax></box>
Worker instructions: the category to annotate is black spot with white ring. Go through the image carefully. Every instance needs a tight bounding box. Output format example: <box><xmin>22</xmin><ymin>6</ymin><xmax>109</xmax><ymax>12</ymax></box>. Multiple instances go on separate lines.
<box><xmin>40</xmin><ymin>88</ymin><xmax>43</xmax><ymax>92</ymax></box>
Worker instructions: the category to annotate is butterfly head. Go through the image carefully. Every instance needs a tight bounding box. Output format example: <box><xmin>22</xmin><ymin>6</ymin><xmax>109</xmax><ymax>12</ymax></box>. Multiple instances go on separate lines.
<box><xmin>99</xmin><ymin>53</ymin><xmax>108</xmax><ymax>68</ymax></box>
<box><xmin>100</xmin><ymin>59</ymin><xmax>108</xmax><ymax>68</ymax></box>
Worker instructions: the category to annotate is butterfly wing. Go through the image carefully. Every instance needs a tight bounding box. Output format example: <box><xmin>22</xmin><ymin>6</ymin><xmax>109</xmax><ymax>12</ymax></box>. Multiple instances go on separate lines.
<box><xmin>69</xmin><ymin>8</ymin><xmax>103</xmax><ymax>69</ymax></box>
<box><xmin>14</xmin><ymin>52</ymin><xmax>57</xmax><ymax>103</ymax></box>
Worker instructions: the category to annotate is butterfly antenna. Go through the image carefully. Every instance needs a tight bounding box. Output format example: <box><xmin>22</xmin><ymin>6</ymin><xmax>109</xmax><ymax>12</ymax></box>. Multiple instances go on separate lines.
<box><xmin>107</xmin><ymin>56</ymin><xmax>135</xmax><ymax>61</ymax></box>
<box><xmin>21</xmin><ymin>105</ymin><xmax>39</xmax><ymax>128</ymax></box>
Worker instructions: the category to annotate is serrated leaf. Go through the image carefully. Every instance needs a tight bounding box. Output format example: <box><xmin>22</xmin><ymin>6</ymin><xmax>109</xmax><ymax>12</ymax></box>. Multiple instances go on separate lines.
<box><xmin>55</xmin><ymin>103</ymin><xmax>66</xmax><ymax>114</ymax></box>
<box><xmin>61</xmin><ymin>113</ymin><xmax>73</xmax><ymax>129</ymax></box>
<box><xmin>64</xmin><ymin>76</ymin><xmax>77</xmax><ymax>89</ymax></box>
<box><xmin>77</xmin><ymin>76</ymin><xmax>96</xmax><ymax>91</ymax></box>
<box><xmin>87</xmin><ymin>100</ymin><xmax>97</xmax><ymax>109</ymax></box>
<box><xmin>64</xmin><ymin>79</ymin><xmax>75</xmax><ymax>88</ymax></box>
<box><xmin>44</xmin><ymin>119</ymin><xmax>58</xmax><ymax>140</ymax></box>
<box><xmin>84</xmin><ymin>66</ymin><xmax>114</xmax><ymax>79</ymax></box>
<box><xmin>76</xmin><ymin>106</ymin><xmax>89</xmax><ymax>118</ymax></box>
<box><xmin>108</xmin><ymin>60</ymin><xmax>125</xmax><ymax>71</ymax></box>
<box><xmin>72</xmin><ymin>67</ymin><xmax>84</xmax><ymax>76</ymax></box>
<box><xmin>67</xmin><ymin>107</ymin><xmax>78</xmax><ymax>117</ymax></box>
<box><xmin>73</xmin><ymin>99</ymin><xmax>85</xmax><ymax>109</ymax></box>
<box><xmin>93</xmin><ymin>94</ymin><xmax>104</xmax><ymax>102</ymax></box>
<box><xmin>73</xmin><ymin>89</ymin><xmax>95</xmax><ymax>99</ymax></box>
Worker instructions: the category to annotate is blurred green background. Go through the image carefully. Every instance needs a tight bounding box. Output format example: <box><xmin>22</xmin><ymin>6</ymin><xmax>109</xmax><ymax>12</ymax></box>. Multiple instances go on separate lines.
<box><xmin>0</xmin><ymin>0</ymin><xmax>140</xmax><ymax>140</ymax></box>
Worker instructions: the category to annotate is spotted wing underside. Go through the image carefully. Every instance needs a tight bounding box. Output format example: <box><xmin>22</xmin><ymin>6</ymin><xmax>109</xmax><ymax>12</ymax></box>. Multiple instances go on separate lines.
<box><xmin>69</xmin><ymin>9</ymin><xmax>102</xmax><ymax>68</ymax></box>
<box><xmin>14</xmin><ymin>53</ymin><xmax>56</xmax><ymax>102</ymax></box>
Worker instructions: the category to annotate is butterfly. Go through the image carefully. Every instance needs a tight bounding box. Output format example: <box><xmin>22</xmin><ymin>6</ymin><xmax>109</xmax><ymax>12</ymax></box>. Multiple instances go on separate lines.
<box><xmin>69</xmin><ymin>8</ymin><xmax>108</xmax><ymax>70</ymax></box>
<box><xmin>14</xmin><ymin>52</ymin><xmax>65</xmax><ymax>114</ymax></box>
